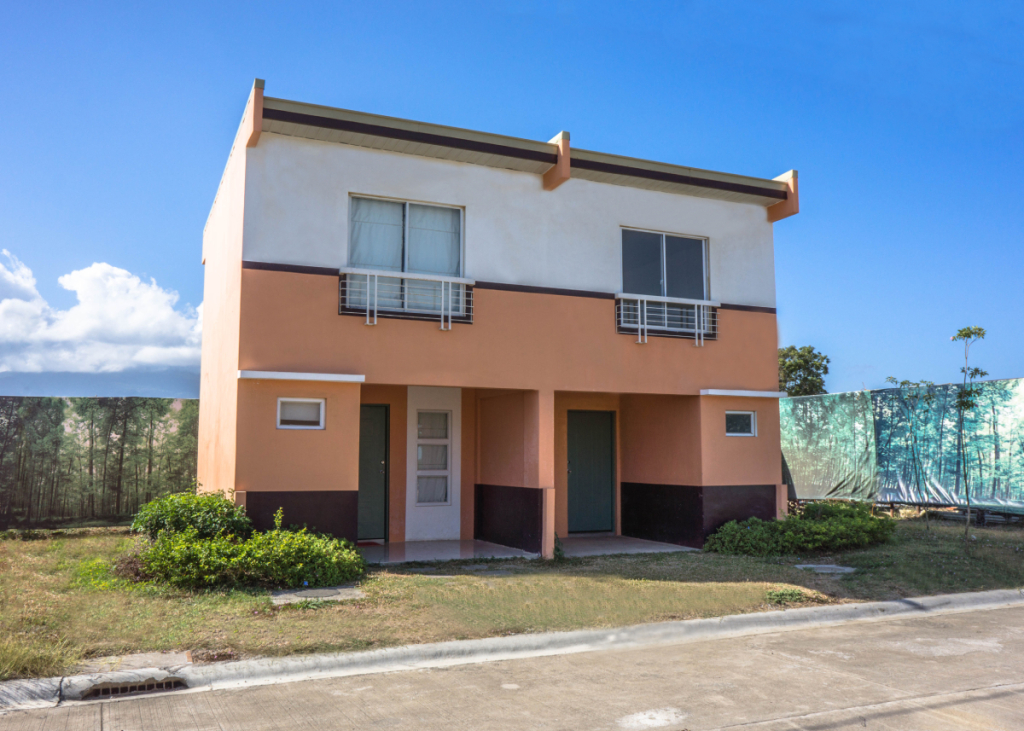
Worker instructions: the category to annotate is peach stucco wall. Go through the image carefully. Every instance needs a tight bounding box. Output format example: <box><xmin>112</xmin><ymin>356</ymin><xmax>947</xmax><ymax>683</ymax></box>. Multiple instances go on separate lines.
<box><xmin>619</xmin><ymin>395</ymin><xmax>703</xmax><ymax>486</ymax></box>
<box><xmin>197</xmin><ymin>123</ymin><xmax>248</xmax><ymax>497</ymax></box>
<box><xmin>360</xmin><ymin>384</ymin><xmax>407</xmax><ymax>544</ymax></box>
<box><xmin>237</xmin><ymin>271</ymin><xmax>779</xmax><ymax>396</ymax></box>
<box><xmin>234</xmin><ymin>379</ymin><xmax>361</xmax><ymax>494</ymax></box>
<box><xmin>460</xmin><ymin>389</ymin><xmax>477</xmax><ymax>541</ymax></box>
<box><xmin>698</xmin><ymin>396</ymin><xmax>782</xmax><ymax>487</ymax></box>
<box><xmin>477</xmin><ymin>391</ymin><xmax>527</xmax><ymax>487</ymax></box>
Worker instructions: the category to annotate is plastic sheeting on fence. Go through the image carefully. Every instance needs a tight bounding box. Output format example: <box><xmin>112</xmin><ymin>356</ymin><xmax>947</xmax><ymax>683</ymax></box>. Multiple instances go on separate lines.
<box><xmin>781</xmin><ymin>378</ymin><xmax>1024</xmax><ymax>514</ymax></box>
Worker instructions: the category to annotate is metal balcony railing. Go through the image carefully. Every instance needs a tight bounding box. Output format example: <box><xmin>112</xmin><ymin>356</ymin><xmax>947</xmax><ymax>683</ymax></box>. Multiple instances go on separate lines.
<box><xmin>339</xmin><ymin>268</ymin><xmax>475</xmax><ymax>330</ymax></box>
<box><xmin>615</xmin><ymin>293</ymin><xmax>719</xmax><ymax>346</ymax></box>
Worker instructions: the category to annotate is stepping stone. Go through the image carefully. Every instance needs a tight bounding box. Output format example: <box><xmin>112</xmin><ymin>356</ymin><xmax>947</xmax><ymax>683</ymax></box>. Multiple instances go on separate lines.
<box><xmin>405</xmin><ymin>567</ymin><xmax>438</xmax><ymax>573</ymax></box>
<box><xmin>476</xmin><ymin>570</ymin><xmax>512</xmax><ymax>577</ymax></box>
<box><xmin>462</xmin><ymin>564</ymin><xmax>490</xmax><ymax>571</ymax></box>
<box><xmin>795</xmin><ymin>564</ymin><xmax>856</xmax><ymax>574</ymax></box>
<box><xmin>271</xmin><ymin>585</ymin><xmax>365</xmax><ymax>605</ymax></box>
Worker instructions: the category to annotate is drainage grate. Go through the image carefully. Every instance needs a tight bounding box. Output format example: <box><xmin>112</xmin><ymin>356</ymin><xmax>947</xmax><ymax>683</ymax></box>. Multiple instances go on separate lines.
<box><xmin>79</xmin><ymin>679</ymin><xmax>187</xmax><ymax>700</ymax></box>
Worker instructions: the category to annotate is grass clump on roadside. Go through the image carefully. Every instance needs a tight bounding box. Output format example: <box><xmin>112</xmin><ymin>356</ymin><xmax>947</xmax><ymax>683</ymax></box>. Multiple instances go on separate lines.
<box><xmin>705</xmin><ymin>500</ymin><xmax>895</xmax><ymax>557</ymax></box>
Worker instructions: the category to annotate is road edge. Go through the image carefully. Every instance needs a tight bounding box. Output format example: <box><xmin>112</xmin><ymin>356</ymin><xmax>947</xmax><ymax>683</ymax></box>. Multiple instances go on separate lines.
<box><xmin>4</xmin><ymin>586</ymin><xmax>1023</xmax><ymax>712</ymax></box>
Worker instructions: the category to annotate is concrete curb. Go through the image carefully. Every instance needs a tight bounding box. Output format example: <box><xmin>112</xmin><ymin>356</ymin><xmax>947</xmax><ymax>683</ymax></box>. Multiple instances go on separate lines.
<box><xmin>4</xmin><ymin>587</ymin><xmax>1023</xmax><ymax>712</ymax></box>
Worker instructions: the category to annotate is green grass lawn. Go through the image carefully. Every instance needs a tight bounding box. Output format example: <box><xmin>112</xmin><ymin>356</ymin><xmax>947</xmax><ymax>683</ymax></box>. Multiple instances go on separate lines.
<box><xmin>2</xmin><ymin>518</ymin><xmax>1023</xmax><ymax>681</ymax></box>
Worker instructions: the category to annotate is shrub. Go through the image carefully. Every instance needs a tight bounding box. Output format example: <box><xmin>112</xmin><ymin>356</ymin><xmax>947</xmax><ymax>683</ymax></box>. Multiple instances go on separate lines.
<box><xmin>132</xmin><ymin>492</ymin><xmax>252</xmax><ymax>541</ymax></box>
<box><xmin>140</xmin><ymin>521</ymin><xmax>365</xmax><ymax>589</ymax></box>
<box><xmin>704</xmin><ymin>501</ymin><xmax>895</xmax><ymax>556</ymax></box>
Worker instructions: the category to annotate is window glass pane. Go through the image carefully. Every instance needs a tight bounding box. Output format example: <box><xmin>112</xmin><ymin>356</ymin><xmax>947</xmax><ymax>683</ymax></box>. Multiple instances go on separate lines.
<box><xmin>725</xmin><ymin>412</ymin><xmax>753</xmax><ymax>435</ymax></box>
<box><xmin>665</xmin><ymin>236</ymin><xmax>706</xmax><ymax>300</ymax></box>
<box><xmin>417</xmin><ymin>412</ymin><xmax>448</xmax><ymax>439</ymax></box>
<box><xmin>350</xmin><ymin>198</ymin><xmax>404</xmax><ymax>272</ymax></box>
<box><xmin>417</xmin><ymin>444</ymin><xmax>448</xmax><ymax>471</ymax></box>
<box><xmin>280</xmin><ymin>400</ymin><xmax>321</xmax><ymax>427</ymax></box>
<box><xmin>622</xmin><ymin>229</ymin><xmax>663</xmax><ymax>296</ymax></box>
<box><xmin>417</xmin><ymin>476</ymin><xmax>448</xmax><ymax>503</ymax></box>
<box><xmin>408</xmin><ymin>205</ymin><xmax>460</xmax><ymax>276</ymax></box>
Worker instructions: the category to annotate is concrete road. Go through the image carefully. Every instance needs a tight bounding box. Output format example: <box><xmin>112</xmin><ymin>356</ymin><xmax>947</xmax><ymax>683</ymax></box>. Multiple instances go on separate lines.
<box><xmin>5</xmin><ymin>606</ymin><xmax>1024</xmax><ymax>730</ymax></box>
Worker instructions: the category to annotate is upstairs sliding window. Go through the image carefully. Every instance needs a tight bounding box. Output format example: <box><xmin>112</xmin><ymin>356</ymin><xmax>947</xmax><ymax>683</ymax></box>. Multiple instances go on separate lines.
<box><xmin>347</xmin><ymin>197</ymin><xmax>463</xmax><ymax>313</ymax></box>
<box><xmin>620</xmin><ymin>228</ymin><xmax>711</xmax><ymax>333</ymax></box>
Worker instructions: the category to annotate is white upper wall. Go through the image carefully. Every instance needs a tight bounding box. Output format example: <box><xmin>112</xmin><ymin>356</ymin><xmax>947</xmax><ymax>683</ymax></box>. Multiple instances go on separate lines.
<box><xmin>242</xmin><ymin>133</ymin><xmax>777</xmax><ymax>308</ymax></box>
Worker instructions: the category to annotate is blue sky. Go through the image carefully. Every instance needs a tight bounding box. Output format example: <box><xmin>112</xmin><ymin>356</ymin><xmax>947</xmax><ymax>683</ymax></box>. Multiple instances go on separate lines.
<box><xmin>1</xmin><ymin>1</ymin><xmax>1021</xmax><ymax>396</ymax></box>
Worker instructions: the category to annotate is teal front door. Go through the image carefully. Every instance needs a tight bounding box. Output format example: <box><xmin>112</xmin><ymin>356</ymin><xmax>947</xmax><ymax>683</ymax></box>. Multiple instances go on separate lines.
<box><xmin>358</xmin><ymin>405</ymin><xmax>388</xmax><ymax>540</ymax></box>
<box><xmin>567</xmin><ymin>410</ymin><xmax>615</xmax><ymax>533</ymax></box>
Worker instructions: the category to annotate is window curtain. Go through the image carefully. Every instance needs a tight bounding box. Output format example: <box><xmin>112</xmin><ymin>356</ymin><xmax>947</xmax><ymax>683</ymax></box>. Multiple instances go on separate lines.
<box><xmin>349</xmin><ymin>198</ymin><xmax>404</xmax><ymax>309</ymax></box>
<box><xmin>407</xmin><ymin>204</ymin><xmax>461</xmax><ymax>312</ymax></box>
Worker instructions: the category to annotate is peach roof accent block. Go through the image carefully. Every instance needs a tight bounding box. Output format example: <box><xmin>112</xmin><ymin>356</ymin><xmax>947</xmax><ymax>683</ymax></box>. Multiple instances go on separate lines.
<box><xmin>244</xmin><ymin>79</ymin><xmax>264</xmax><ymax>149</ymax></box>
<box><xmin>542</xmin><ymin>131</ymin><xmax>571</xmax><ymax>191</ymax></box>
<box><xmin>767</xmin><ymin>170</ymin><xmax>798</xmax><ymax>222</ymax></box>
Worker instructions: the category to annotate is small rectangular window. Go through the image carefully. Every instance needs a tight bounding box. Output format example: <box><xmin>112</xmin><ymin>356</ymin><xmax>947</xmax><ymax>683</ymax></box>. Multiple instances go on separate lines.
<box><xmin>277</xmin><ymin>398</ymin><xmax>325</xmax><ymax>429</ymax></box>
<box><xmin>725</xmin><ymin>411</ymin><xmax>756</xmax><ymax>437</ymax></box>
<box><xmin>416</xmin><ymin>411</ymin><xmax>450</xmax><ymax>504</ymax></box>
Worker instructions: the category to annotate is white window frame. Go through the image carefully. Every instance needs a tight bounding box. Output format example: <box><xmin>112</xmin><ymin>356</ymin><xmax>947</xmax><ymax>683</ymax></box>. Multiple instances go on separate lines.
<box><xmin>725</xmin><ymin>410</ymin><xmax>757</xmax><ymax>437</ymax></box>
<box><xmin>620</xmin><ymin>226</ymin><xmax>711</xmax><ymax>301</ymax></box>
<box><xmin>415</xmin><ymin>410</ymin><xmax>452</xmax><ymax>506</ymax></box>
<box><xmin>348</xmin><ymin>194</ymin><xmax>465</xmax><ymax>280</ymax></box>
<box><xmin>276</xmin><ymin>398</ymin><xmax>326</xmax><ymax>430</ymax></box>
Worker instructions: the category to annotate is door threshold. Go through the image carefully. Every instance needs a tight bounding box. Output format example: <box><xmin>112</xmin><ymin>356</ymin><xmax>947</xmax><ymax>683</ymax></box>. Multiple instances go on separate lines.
<box><xmin>357</xmin><ymin>539</ymin><xmax>386</xmax><ymax>546</ymax></box>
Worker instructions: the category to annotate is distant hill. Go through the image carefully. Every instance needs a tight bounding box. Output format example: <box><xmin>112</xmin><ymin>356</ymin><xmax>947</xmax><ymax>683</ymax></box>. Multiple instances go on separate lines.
<box><xmin>0</xmin><ymin>367</ymin><xmax>200</xmax><ymax>398</ymax></box>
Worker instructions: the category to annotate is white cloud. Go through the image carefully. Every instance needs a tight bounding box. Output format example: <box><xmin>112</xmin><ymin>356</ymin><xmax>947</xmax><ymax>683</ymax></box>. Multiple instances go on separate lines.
<box><xmin>0</xmin><ymin>250</ymin><xmax>202</xmax><ymax>373</ymax></box>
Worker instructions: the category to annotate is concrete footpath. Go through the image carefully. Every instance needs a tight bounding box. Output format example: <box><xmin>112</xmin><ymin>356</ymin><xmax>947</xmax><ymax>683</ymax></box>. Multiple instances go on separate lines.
<box><xmin>4</xmin><ymin>598</ymin><xmax>1024</xmax><ymax>729</ymax></box>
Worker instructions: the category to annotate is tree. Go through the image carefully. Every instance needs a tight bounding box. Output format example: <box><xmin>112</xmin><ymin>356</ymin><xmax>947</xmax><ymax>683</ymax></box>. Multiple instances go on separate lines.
<box><xmin>952</xmin><ymin>326</ymin><xmax>987</xmax><ymax>543</ymax></box>
<box><xmin>779</xmin><ymin>345</ymin><xmax>830</xmax><ymax>396</ymax></box>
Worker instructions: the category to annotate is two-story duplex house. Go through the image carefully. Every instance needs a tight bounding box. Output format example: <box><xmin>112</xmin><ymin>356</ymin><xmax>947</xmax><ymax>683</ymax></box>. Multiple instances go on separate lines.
<box><xmin>198</xmin><ymin>80</ymin><xmax>798</xmax><ymax>559</ymax></box>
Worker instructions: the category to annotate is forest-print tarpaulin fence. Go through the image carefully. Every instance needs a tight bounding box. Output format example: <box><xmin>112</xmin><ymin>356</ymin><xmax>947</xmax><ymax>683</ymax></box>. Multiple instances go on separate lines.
<box><xmin>0</xmin><ymin>397</ymin><xmax>198</xmax><ymax>528</ymax></box>
<box><xmin>781</xmin><ymin>378</ymin><xmax>1024</xmax><ymax>513</ymax></box>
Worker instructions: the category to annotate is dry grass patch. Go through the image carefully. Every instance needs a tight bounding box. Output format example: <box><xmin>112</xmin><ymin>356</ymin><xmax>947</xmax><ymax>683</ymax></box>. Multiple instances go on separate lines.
<box><xmin>1</xmin><ymin>518</ymin><xmax>1022</xmax><ymax>680</ymax></box>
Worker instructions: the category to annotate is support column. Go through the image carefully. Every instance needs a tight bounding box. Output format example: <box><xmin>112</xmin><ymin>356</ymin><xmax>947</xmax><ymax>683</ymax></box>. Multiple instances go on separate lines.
<box><xmin>525</xmin><ymin>389</ymin><xmax>556</xmax><ymax>558</ymax></box>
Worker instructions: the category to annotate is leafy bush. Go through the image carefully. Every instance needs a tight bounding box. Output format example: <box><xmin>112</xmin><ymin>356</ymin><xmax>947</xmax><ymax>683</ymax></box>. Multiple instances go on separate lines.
<box><xmin>765</xmin><ymin>588</ymin><xmax>806</xmax><ymax>605</ymax></box>
<box><xmin>140</xmin><ymin>514</ymin><xmax>364</xmax><ymax>589</ymax></box>
<box><xmin>132</xmin><ymin>492</ymin><xmax>252</xmax><ymax>541</ymax></box>
<box><xmin>704</xmin><ymin>501</ymin><xmax>895</xmax><ymax>556</ymax></box>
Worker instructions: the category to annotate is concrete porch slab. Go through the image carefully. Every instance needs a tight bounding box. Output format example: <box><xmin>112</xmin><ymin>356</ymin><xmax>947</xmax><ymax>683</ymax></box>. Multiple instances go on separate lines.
<box><xmin>560</xmin><ymin>535</ymin><xmax>697</xmax><ymax>558</ymax></box>
<box><xmin>360</xmin><ymin>540</ymin><xmax>537</xmax><ymax>565</ymax></box>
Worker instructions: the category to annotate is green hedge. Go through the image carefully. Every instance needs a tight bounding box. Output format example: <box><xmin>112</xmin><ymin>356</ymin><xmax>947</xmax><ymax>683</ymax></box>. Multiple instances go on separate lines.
<box><xmin>704</xmin><ymin>501</ymin><xmax>895</xmax><ymax>557</ymax></box>
<box><xmin>141</xmin><ymin>523</ymin><xmax>365</xmax><ymax>589</ymax></box>
<box><xmin>132</xmin><ymin>492</ymin><xmax>252</xmax><ymax>541</ymax></box>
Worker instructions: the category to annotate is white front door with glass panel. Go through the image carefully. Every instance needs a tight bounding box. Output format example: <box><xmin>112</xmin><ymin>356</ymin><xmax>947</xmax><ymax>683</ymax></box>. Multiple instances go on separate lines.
<box><xmin>405</xmin><ymin>386</ymin><xmax>462</xmax><ymax>541</ymax></box>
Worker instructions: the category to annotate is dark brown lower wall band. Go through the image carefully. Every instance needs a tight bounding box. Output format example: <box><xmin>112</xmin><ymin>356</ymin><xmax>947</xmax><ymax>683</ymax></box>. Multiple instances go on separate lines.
<box><xmin>246</xmin><ymin>491</ymin><xmax>359</xmax><ymax>541</ymax></box>
<box><xmin>701</xmin><ymin>485</ymin><xmax>777</xmax><ymax>536</ymax></box>
<box><xmin>475</xmin><ymin>484</ymin><xmax>544</xmax><ymax>554</ymax></box>
<box><xmin>621</xmin><ymin>483</ymin><xmax>777</xmax><ymax>548</ymax></box>
<box><xmin>621</xmin><ymin>483</ymin><xmax>705</xmax><ymax>548</ymax></box>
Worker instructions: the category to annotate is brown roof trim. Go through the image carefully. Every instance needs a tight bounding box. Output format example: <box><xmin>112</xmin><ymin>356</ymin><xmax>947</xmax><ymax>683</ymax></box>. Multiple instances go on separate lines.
<box><xmin>262</xmin><ymin>108</ymin><xmax>558</xmax><ymax>166</ymax></box>
<box><xmin>242</xmin><ymin>264</ymin><xmax>777</xmax><ymax>313</ymax></box>
<box><xmin>242</xmin><ymin>260</ymin><xmax>338</xmax><ymax>276</ymax></box>
<box><xmin>717</xmin><ymin>303</ymin><xmax>777</xmax><ymax>314</ymax></box>
<box><xmin>571</xmin><ymin>158</ymin><xmax>788</xmax><ymax>201</ymax></box>
<box><xmin>474</xmin><ymin>281</ymin><xmax>615</xmax><ymax>300</ymax></box>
